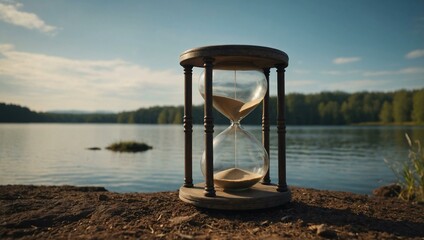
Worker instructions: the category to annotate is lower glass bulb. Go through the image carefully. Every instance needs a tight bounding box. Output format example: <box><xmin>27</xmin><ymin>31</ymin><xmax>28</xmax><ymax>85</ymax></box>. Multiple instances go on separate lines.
<box><xmin>201</xmin><ymin>123</ymin><xmax>269</xmax><ymax>190</ymax></box>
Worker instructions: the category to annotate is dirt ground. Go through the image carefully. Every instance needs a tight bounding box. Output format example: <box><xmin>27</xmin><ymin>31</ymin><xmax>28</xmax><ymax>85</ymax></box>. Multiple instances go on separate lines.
<box><xmin>1</xmin><ymin>185</ymin><xmax>423</xmax><ymax>239</ymax></box>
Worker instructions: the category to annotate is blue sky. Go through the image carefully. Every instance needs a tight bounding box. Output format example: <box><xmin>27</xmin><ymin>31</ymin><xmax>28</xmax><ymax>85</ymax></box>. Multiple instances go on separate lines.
<box><xmin>0</xmin><ymin>0</ymin><xmax>423</xmax><ymax>112</ymax></box>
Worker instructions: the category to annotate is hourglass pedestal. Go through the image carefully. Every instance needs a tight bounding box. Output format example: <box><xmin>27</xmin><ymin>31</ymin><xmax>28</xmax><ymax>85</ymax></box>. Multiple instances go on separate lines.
<box><xmin>179</xmin><ymin>45</ymin><xmax>290</xmax><ymax>210</ymax></box>
<box><xmin>179</xmin><ymin>183</ymin><xmax>290</xmax><ymax>210</ymax></box>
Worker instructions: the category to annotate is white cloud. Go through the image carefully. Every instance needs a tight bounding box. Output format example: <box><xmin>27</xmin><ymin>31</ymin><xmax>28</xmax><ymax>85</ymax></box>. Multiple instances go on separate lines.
<box><xmin>0</xmin><ymin>44</ymin><xmax>183</xmax><ymax>111</ymax></box>
<box><xmin>0</xmin><ymin>43</ymin><xmax>13</xmax><ymax>51</ymax></box>
<box><xmin>291</xmin><ymin>69</ymin><xmax>310</xmax><ymax>74</ymax></box>
<box><xmin>332</xmin><ymin>57</ymin><xmax>361</xmax><ymax>65</ymax></box>
<box><xmin>321</xmin><ymin>70</ymin><xmax>360</xmax><ymax>76</ymax></box>
<box><xmin>0</xmin><ymin>1</ymin><xmax>57</xmax><ymax>34</ymax></box>
<box><xmin>286</xmin><ymin>79</ymin><xmax>317</xmax><ymax>88</ymax></box>
<box><xmin>320</xmin><ymin>67</ymin><xmax>424</xmax><ymax>77</ymax></box>
<box><xmin>405</xmin><ymin>49</ymin><xmax>424</xmax><ymax>59</ymax></box>
<box><xmin>327</xmin><ymin>79</ymin><xmax>389</xmax><ymax>92</ymax></box>
<box><xmin>277</xmin><ymin>79</ymin><xmax>318</xmax><ymax>94</ymax></box>
<box><xmin>363</xmin><ymin>67</ymin><xmax>424</xmax><ymax>77</ymax></box>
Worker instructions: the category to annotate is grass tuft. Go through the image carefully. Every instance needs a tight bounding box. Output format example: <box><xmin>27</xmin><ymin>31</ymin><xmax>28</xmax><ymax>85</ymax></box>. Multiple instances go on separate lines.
<box><xmin>106</xmin><ymin>141</ymin><xmax>152</xmax><ymax>153</ymax></box>
<box><xmin>385</xmin><ymin>133</ymin><xmax>424</xmax><ymax>202</ymax></box>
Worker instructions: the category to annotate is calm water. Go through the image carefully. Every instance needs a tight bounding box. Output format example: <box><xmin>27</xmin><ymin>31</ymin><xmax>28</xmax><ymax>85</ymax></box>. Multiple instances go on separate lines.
<box><xmin>1</xmin><ymin>124</ymin><xmax>423</xmax><ymax>194</ymax></box>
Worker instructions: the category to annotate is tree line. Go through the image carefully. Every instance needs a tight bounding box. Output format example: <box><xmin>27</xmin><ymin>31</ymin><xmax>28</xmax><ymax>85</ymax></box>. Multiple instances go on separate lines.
<box><xmin>1</xmin><ymin>89</ymin><xmax>423</xmax><ymax>125</ymax></box>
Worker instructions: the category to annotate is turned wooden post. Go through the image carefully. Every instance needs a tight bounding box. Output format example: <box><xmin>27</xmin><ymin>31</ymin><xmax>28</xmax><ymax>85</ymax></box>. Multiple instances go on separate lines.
<box><xmin>183</xmin><ymin>65</ymin><xmax>193</xmax><ymax>187</ymax></box>
<box><xmin>203</xmin><ymin>57</ymin><xmax>216</xmax><ymax>197</ymax></box>
<box><xmin>276</xmin><ymin>65</ymin><xmax>288</xmax><ymax>192</ymax></box>
<box><xmin>261</xmin><ymin>68</ymin><xmax>271</xmax><ymax>185</ymax></box>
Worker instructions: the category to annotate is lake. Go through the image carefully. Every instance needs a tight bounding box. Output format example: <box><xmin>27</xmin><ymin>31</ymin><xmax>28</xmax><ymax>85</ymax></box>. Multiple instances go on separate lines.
<box><xmin>1</xmin><ymin>124</ymin><xmax>423</xmax><ymax>194</ymax></box>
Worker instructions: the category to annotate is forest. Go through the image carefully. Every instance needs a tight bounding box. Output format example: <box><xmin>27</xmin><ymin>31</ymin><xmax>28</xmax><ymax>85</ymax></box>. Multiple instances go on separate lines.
<box><xmin>1</xmin><ymin>89</ymin><xmax>423</xmax><ymax>125</ymax></box>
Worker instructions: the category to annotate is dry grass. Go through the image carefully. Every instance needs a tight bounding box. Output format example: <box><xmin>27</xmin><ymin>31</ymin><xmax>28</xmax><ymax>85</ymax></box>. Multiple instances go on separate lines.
<box><xmin>386</xmin><ymin>134</ymin><xmax>424</xmax><ymax>202</ymax></box>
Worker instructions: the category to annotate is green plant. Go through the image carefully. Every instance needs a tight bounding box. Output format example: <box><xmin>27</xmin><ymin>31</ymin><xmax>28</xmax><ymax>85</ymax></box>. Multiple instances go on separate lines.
<box><xmin>386</xmin><ymin>134</ymin><xmax>424</xmax><ymax>202</ymax></box>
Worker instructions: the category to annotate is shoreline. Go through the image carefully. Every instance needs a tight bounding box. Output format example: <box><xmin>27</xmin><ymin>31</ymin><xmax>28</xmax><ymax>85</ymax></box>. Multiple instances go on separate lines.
<box><xmin>1</xmin><ymin>185</ymin><xmax>423</xmax><ymax>239</ymax></box>
<box><xmin>351</xmin><ymin>121</ymin><xmax>424</xmax><ymax>126</ymax></box>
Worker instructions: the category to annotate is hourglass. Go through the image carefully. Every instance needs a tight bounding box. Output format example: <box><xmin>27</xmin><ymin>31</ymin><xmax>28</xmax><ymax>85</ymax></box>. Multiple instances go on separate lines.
<box><xmin>179</xmin><ymin>45</ymin><xmax>290</xmax><ymax>210</ymax></box>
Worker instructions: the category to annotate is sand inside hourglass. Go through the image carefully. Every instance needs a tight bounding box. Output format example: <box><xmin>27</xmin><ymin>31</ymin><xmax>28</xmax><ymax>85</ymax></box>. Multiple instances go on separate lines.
<box><xmin>212</xmin><ymin>95</ymin><xmax>262</xmax><ymax>122</ymax></box>
<box><xmin>214</xmin><ymin>168</ymin><xmax>262</xmax><ymax>190</ymax></box>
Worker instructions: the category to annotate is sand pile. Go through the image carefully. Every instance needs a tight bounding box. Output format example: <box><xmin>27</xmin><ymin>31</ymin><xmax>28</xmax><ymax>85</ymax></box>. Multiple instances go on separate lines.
<box><xmin>214</xmin><ymin>168</ymin><xmax>262</xmax><ymax>189</ymax></box>
<box><xmin>212</xmin><ymin>95</ymin><xmax>262</xmax><ymax>121</ymax></box>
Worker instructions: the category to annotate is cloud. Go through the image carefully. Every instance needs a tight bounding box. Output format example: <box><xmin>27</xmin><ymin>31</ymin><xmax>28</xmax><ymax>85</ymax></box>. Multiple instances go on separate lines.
<box><xmin>320</xmin><ymin>67</ymin><xmax>424</xmax><ymax>77</ymax></box>
<box><xmin>0</xmin><ymin>1</ymin><xmax>57</xmax><ymax>34</ymax></box>
<box><xmin>405</xmin><ymin>49</ymin><xmax>424</xmax><ymax>59</ymax></box>
<box><xmin>326</xmin><ymin>79</ymin><xmax>389</xmax><ymax>92</ymax></box>
<box><xmin>286</xmin><ymin>80</ymin><xmax>317</xmax><ymax>88</ymax></box>
<box><xmin>332</xmin><ymin>57</ymin><xmax>361</xmax><ymax>65</ymax></box>
<box><xmin>0</xmin><ymin>44</ymin><xmax>183</xmax><ymax>111</ymax></box>
<box><xmin>363</xmin><ymin>67</ymin><xmax>424</xmax><ymax>77</ymax></box>
<box><xmin>321</xmin><ymin>70</ymin><xmax>360</xmax><ymax>76</ymax></box>
<box><xmin>271</xmin><ymin>79</ymin><xmax>318</xmax><ymax>94</ymax></box>
<box><xmin>291</xmin><ymin>69</ymin><xmax>310</xmax><ymax>74</ymax></box>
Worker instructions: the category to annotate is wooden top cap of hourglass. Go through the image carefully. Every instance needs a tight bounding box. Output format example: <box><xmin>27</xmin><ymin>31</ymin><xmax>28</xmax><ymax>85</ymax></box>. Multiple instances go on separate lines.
<box><xmin>180</xmin><ymin>45</ymin><xmax>289</xmax><ymax>69</ymax></box>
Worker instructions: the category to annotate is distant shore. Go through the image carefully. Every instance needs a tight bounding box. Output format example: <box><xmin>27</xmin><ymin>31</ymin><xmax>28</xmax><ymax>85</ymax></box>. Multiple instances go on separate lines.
<box><xmin>1</xmin><ymin>185</ymin><xmax>423</xmax><ymax>239</ymax></box>
<box><xmin>2</xmin><ymin>88</ymin><xmax>424</xmax><ymax>125</ymax></box>
<box><xmin>352</xmin><ymin>121</ymin><xmax>424</xmax><ymax>126</ymax></box>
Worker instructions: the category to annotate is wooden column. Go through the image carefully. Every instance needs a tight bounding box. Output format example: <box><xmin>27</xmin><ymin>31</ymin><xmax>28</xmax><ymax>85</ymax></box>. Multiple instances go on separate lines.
<box><xmin>261</xmin><ymin>68</ymin><xmax>271</xmax><ymax>185</ymax></box>
<box><xmin>183</xmin><ymin>65</ymin><xmax>193</xmax><ymax>187</ymax></box>
<box><xmin>276</xmin><ymin>65</ymin><xmax>288</xmax><ymax>192</ymax></box>
<box><xmin>203</xmin><ymin>57</ymin><xmax>216</xmax><ymax>197</ymax></box>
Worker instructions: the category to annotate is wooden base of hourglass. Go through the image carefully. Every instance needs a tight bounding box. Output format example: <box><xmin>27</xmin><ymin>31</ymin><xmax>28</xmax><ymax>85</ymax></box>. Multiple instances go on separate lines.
<box><xmin>179</xmin><ymin>183</ymin><xmax>291</xmax><ymax>210</ymax></box>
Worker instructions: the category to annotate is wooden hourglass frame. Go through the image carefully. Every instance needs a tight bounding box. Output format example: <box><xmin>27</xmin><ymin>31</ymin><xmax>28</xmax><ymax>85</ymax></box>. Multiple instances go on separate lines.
<box><xmin>179</xmin><ymin>45</ymin><xmax>290</xmax><ymax>210</ymax></box>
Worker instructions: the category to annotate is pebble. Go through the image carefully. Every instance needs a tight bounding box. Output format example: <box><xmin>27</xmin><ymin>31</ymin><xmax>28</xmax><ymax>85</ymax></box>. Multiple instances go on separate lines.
<box><xmin>176</xmin><ymin>233</ymin><xmax>194</xmax><ymax>239</ymax></box>
<box><xmin>309</xmin><ymin>224</ymin><xmax>338</xmax><ymax>239</ymax></box>
<box><xmin>169</xmin><ymin>213</ymin><xmax>198</xmax><ymax>226</ymax></box>
<box><xmin>98</xmin><ymin>194</ymin><xmax>109</xmax><ymax>201</ymax></box>
<box><xmin>281</xmin><ymin>215</ymin><xmax>293</xmax><ymax>222</ymax></box>
<box><xmin>260</xmin><ymin>220</ymin><xmax>269</xmax><ymax>226</ymax></box>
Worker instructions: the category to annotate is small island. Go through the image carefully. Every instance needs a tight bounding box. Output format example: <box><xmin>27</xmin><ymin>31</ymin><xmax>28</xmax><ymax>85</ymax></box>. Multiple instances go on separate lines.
<box><xmin>106</xmin><ymin>141</ymin><xmax>152</xmax><ymax>153</ymax></box>
<box><xmin>86</xmin><ymin>147</ymin><xmax>101</xmax><ymax>151</ymax></box>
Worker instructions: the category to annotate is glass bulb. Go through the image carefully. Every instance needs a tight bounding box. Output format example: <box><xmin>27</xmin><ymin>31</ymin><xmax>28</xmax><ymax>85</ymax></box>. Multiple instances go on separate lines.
<box><xmin>199</xmin><ymin>70</ymin><xmax>267</xmax><ymax>123</ymax></box>
<box><xmin>201</xmin><ymin>123</ymin><xmax>269</xmax><ymax>190</ymax></box>
<box><xmin>199</xmin><ymin>69</ymin><xmax>269</xmax><ymax>190</ymax></box>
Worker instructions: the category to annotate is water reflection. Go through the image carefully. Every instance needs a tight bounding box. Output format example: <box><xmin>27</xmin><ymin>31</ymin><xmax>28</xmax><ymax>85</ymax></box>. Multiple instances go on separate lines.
<box><xmin>0</xmin><ymin>124</ymin><xmax>423</xmax><ymax>194</ymax></box>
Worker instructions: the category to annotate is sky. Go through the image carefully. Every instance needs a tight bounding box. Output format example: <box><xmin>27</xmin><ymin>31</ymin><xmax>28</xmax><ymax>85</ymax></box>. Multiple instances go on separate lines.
<box><xmin>0</xmin><ymin>0</ymin><xmax>423</xmax><ymax>112</ymax></box>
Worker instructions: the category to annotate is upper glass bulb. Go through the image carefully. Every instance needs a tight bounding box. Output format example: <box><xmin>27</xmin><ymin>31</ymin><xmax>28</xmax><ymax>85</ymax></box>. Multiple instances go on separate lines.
<box><xmin>199</xmin><ymin>69</ymin><xmax>267</xmax><ymax>123</ymax></box>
